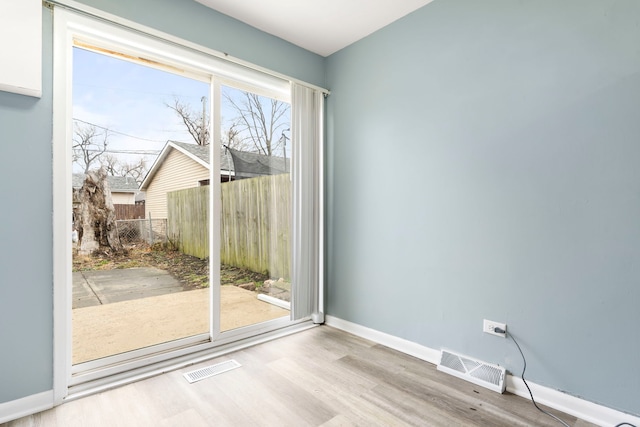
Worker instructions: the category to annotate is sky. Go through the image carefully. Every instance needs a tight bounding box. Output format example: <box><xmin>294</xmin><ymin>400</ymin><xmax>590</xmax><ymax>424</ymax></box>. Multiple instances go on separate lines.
<box><xmin>72</xmin><ymin>47</ymin><xmax>291</xmax><ymax>177</ymax></box>
<box><xmin>72</xmin><ymin>47</ymin><xmax>210</xmax><ymax>173</ymax></box>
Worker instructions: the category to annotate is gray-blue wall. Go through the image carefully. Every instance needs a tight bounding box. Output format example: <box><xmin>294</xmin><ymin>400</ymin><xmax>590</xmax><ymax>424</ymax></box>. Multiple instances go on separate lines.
<box><xmin>0</xmin><ymin>9</ymin><xmax>54</xmax><ymax>405</ymax></box>
<box><xmin>0</xmin><ymin>0</ymin><xmax>322</xmax><ymax>405</ymax></box>
<box><xmin>3</xmin><ymin>0</ymin><xmax>639</xmax><ymax>419</ymax></box>
<box><xmin>326</xmin><ymin>0</ymin><xmax>640</xmax><ymax>416</ymax></box>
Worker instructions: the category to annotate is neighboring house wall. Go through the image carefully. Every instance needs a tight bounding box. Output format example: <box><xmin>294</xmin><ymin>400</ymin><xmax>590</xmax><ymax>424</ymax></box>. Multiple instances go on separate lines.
<box><xmin>145</xmin><ymin>149</ymin><xmax>209</xmax><ymax>219</ymax></box>
<box><xmin>111</xmin><ymin>192</ymin><xmax>135</xmax><ymax>205</ymax></box>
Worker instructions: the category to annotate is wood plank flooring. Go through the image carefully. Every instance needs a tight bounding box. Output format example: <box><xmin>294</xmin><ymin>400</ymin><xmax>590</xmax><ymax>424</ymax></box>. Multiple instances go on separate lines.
<box><xmin>3</xmin><ymin>326</ymin><xmax>598</xmax><ymax>427</ymax></box>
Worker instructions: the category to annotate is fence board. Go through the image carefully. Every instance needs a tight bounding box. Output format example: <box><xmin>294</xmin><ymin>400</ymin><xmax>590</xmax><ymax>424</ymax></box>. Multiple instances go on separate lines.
<box><xmin>167</xmin><ymin>187</ymin><xmax>210</xmax><ymax>259</ymax></box>
<box><xmin>220</xmin><ymin>174</ymin><xmax>291</xmax><ymax>279</ymax></box>
<box><xmin>166</xmin><ymin>175</ymin><xmax>291</xmax><ymax>279</ymax></box>
<box><xmin>114</xmin><ymin>204</ymin><xmax>145</xmax><ymax>220</ymax></box>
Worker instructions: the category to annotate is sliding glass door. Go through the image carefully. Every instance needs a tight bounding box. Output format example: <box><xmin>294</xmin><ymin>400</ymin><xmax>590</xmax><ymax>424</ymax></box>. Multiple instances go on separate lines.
<box><xmin>53</xmin><ymin>6</ymin><xmax>323</xmax><ymax>398</ymax></box>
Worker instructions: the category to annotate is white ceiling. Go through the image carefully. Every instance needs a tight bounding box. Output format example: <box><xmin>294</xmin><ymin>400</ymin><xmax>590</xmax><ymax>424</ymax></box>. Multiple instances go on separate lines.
<box><xmin>194</xmin><ymin>0</ymin><xmax>434</xmax><ymax>57</ymax></box>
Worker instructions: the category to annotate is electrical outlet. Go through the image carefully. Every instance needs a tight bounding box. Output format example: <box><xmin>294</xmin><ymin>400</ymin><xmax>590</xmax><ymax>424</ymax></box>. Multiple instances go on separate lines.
<box><xmin>483</xmin><ymin>319</ymin><xmax>506</xmax><ymax>337</ymax></box>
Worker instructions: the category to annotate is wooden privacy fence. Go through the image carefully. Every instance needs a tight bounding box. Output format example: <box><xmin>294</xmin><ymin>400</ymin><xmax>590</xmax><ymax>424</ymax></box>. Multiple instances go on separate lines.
<box><xmin>167</xmin><ymin>187</ymin><xmax>210</xmax><ymax>259</ymax></box>
<box><xmin>114</xmin><ymin>204</ymin><xmax>145</xmax><ymax>220</ymax></box>
<box><xmin>166</xmin><ymin>174</ymin><xmax>291</xmax><ymax>279</ymax></box>
<box><xmin>222</xmin><ymin>174</ymin><xmax>291</xmax><ymax>279</ymax></box>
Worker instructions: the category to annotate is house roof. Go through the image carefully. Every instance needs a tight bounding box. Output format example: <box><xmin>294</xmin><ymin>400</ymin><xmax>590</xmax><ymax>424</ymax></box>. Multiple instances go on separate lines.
<box><xmin>72</xmin><ymin>174</ymin><xmax>139</xmax><ymax>193</ymax></box>
<box><xmin>169</xmin><ymin>140</ymin><xmax>231</xmax><ymax>170</ymax></box>
<box><xmin>225</xmin><ymin>147</ymin><xmax>289</xmax><ymax>178</ymax></box>
<box><xmin>140</xmin><ymin>140</ymin><xmax>290</xmax><ymax>190</ymax></box>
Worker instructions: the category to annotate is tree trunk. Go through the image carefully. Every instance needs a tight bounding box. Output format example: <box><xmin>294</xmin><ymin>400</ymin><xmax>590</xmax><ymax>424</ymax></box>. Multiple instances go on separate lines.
<box><xmin>76</xmin><ymin>168</ymin><xmax>123</xmax><ymax>256</ymax></box>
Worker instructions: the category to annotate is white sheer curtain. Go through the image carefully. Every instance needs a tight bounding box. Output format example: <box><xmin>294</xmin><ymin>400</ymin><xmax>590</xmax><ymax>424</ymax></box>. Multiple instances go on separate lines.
<box><xmin>291</xmin><ymin>83</ymin><xmax>324</xmax><ymax>322</ymax></box>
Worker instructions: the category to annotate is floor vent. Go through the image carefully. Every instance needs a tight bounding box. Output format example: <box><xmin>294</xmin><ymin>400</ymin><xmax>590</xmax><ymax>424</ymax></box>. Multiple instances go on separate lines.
<box><xmin>437</xmin><ymin>350</ymin><xmax>506</xmax><ymax>393</ymax></box>
<box><xmin>183</xmin><ymin>359</ymin><xmax>241</xmax><ymax>384</ymax></box>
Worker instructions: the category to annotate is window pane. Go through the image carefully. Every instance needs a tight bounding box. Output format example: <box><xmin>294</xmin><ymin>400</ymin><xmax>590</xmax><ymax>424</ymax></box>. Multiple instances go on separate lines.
<box><xmin>219</xmin><ymin>84</ymin><xmax>291</xmax><ymax>331</ymax></box>
<box><xmin>71</xmin><ymin>47</ymin><xmax>211</xmax><ymax>364</ymax></box>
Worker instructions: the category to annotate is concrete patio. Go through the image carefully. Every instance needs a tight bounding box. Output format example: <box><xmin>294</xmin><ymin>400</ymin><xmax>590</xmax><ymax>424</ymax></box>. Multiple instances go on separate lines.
<box><xmin>72</xmin><ymin>268</ymin><xmax>289</xmax><ymax>364</ymax></box>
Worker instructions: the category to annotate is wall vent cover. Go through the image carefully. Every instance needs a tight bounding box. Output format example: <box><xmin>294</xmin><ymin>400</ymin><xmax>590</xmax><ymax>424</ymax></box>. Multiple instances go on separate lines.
<box><xmin>183</xmin><ymin>359</ymin><xmax>241</xmax><ymax>384</ymax></box>
<box><xmin>437</xmin><ymin>350</ymin><xmax>506</xmax><ymax>393</ymax></box>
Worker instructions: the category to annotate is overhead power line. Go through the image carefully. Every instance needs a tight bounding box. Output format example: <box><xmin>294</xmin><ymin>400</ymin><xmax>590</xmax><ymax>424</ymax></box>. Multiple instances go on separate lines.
<box><xmin>82</xmin><ymin>149</ymin><xmax>161</xmax><ymax>155</ymax></box>
<box><xmin>73</xmin><ymin>118</ymin><xmax>169</xmax><ymax>143</ymax></box>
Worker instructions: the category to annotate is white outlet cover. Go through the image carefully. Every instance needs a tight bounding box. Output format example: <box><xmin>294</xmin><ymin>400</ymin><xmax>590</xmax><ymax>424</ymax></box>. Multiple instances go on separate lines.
<box><xmin>483</xmin><ymin>319</ymin><xmax>506</xmax><ymax>337</ymax></box>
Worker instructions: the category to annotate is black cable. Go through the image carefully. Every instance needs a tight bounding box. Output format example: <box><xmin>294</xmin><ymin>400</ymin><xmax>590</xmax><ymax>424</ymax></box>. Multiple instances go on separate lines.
<box><xmin>504</xmin><ymin>329</ymin><xmax>638</xmax><ymax>427</ymax></box>
<box><xmin>506</xmin><ymin>331</ymin><xmax>571</xmax><ymax>427</ymax></box>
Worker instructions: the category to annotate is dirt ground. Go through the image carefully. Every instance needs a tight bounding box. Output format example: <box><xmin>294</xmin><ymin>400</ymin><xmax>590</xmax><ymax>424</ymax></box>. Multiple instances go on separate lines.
<box><xmin>73</xmin><ymin>244</ymin><xmax>269</xmax><ymax>291</ymax></box>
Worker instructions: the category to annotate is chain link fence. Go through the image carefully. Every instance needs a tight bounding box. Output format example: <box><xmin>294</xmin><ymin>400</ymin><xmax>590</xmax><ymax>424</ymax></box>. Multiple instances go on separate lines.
<box><xmin>116</xmin><ymin>218</ymin><xmax>167</xmax><ymax>246</ymax></box>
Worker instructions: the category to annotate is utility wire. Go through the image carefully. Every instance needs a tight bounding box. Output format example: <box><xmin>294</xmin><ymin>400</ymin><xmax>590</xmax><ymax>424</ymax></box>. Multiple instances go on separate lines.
<box><xmin>82</xmin><ymin>149</ymin><xmax>161</xmax><ymax>155</ymax></box>
<box><xmin>73</xmin><ymin>118</ymin><xmax>168</xmax><ymax>143</ymax></box>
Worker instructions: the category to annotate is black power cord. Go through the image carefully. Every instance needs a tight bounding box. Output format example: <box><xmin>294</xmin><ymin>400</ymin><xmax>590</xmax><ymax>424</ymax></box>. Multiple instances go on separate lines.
<box><xmin>496</xmin><ymin>328</ymin><xmax>571</xmax><ymax>427</ymax></box>
<box><xmin>498</xmin><ymin>328</ymin><xmax>638</xmax><ymax>427</ymax></box>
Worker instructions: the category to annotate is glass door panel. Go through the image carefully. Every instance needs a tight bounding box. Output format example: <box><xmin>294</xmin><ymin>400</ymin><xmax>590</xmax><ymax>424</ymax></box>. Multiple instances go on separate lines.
<box><xmin>71</xmin><ymin>46</ymin><xmax>211</xmax><ymax>364</ymax></box>
<box><xmin>218</xmin><ymin>84</ymin><xmax>292</xmax><ymax>331</ymax></box>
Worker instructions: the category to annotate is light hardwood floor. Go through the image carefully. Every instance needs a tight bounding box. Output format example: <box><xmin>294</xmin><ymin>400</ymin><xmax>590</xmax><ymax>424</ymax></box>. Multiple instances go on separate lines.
<box><xmin>3</xmin><ymin>326</ymin><xmax>598</xmax><ymax>426</ymax></box>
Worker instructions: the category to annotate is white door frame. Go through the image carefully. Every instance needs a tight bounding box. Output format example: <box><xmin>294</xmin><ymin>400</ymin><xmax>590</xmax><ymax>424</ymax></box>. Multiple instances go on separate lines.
<box><xmin>52</xmin><ymin>5</ymin><xmax>320</xmax><ymax>404</ymax></box>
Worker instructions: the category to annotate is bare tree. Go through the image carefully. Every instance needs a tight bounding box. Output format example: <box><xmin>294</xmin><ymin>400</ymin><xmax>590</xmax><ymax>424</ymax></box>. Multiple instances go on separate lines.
<box><xmin>166</xmin><ymin>97</ymin><xmax>209</xmax><ymax>146</ymax></box>
<box><xmin>73</xmin><ymin>124</ymin><xmax>109</xmax><ymax>173</ymax></box>
<box><xmin>99</xmin><ymin>155</ymin><xmax>148</xmax><ymax>185</ymax></box>
<box><xmin>100</xmin><ymin>154</ymin><xmax>120</xmax><ymax>176</ymax></box>
<box><xmin>166</xmin><ymin>93</ymin><xmax>289</xmax><ymax>157</ymax></box>
<box><xmin>224</xmin><ymin>92</ymin><xmax>290</xmax><ymax>156</ymax></box>
<box><xmin>221</xmin><ymin>123</ymin><xmax>250</xmax><ymax>151</ymax></box>
<box><xmin>120</xmin><ymin>158</ymin><xmax>148</xmax><ymax>184</ymax></box>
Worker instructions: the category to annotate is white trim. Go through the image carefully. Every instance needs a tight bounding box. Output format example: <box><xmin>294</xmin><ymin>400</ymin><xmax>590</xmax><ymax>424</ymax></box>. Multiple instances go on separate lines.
<box><xmin>324</xmin><ymin>316</ymin><xmax>640</xmax><ymax>427</ymax></box>
<box><xmin>139</xmin><ymin>141</ymin><xmax>210</xmax><ymax>190</ymax></box>
<box><xmin>70</xmin><ymin>334</ymin><xmax>210</xmax><ymax>376</ymax></box>
<box><xmin>52</xmin><ymin>6</ymin><xmax>74</xmax><ymax>405</ymax></box>
<box><xmin>45</xmin><ymin>0</ymin><xmax>328</xmax><ymax>94</ymax></box>
<box><xmin>325</xmin><ymin>315</ymin><xmax>441</xmax><ymax>364</ymax></box>
<box><xmin>257</xmin><ymin>293</ymin><xmax>291</xmax><ymax>310</ymax></box>
<box><xmin>317</xmin><ymin>93</ymin><xmax>325</xmax><ymax>323</ymax></box>
<box><xmin>0</xmin><ymin>391</ymin><xmax>53</xmax><ymax>424</ymax></box>
<box><xmin>169</xmin><ymin>141</ymin><xmax>209</xmax><ymax>168</ymax></box>
<box><xmin>506</xmin><ymin>376</ymin><xmax>640</xmax><ymax>427</ymax></box>
<box><xmin>215</xmin><ymin>314</ymin><xmax>296</xmax><ymax>343</ymax></box>
<box><xmin>66</xmin><ymin>322</ymin><xmax>317</xmax><ymax>401</ymax></box>
<box><xmin>210</xmin><ymin>77</ymin><xmax>222</xmax><ymax>341</ymax></box>
<box><xmin>62</xmin><ymin>13</ymin><xmax>291</xmax><ymax>100</ymax></box>
<box><xmin>68</xmin><ymin>316</ymin><xmax>300</xmax><ymax>387</ymax></box>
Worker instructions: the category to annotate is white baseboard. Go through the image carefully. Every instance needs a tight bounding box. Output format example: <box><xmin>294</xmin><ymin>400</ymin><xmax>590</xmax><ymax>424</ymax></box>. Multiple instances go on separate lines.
<box><xmin>324</xmin><ymin>315</ymin><xmax>640</xmax><ymax>427</ymax></box>
<box><xmin>506</xmin><ymin>376</ymin><xmax>640</xmax><ymax>427</ymax></box>
<box><xmin>325</xmin><ymin>315</ymin><xmax>441</xmax><ymax>364</ymax></box>
<box><xmin>0</xmin><ymin>390</ymin><xmax>54</xmax><ymax>424</ymax></box>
